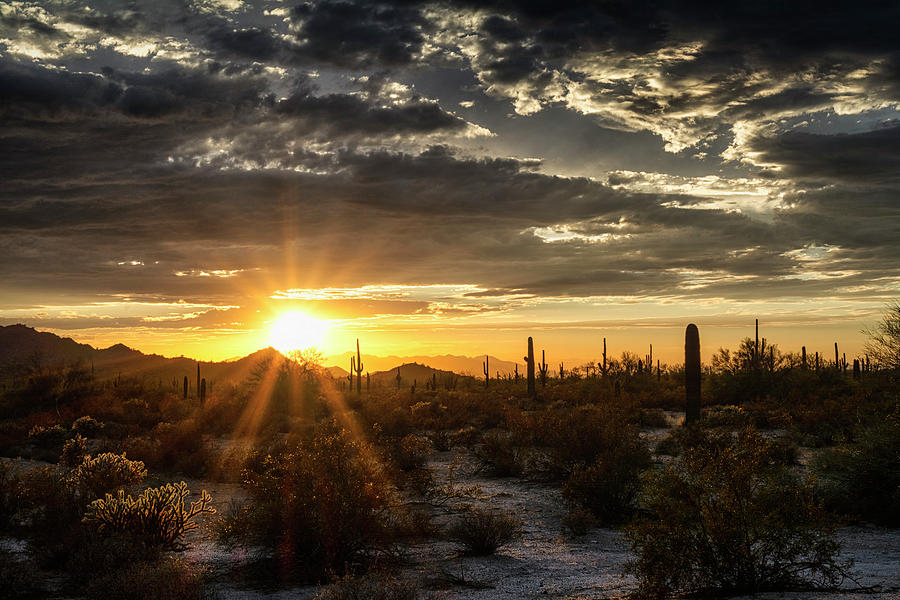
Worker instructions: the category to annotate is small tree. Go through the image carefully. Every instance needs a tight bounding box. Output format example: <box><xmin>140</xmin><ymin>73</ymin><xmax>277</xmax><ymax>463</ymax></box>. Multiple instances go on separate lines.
<box><xmin>864</xmin><ymin>302</ymin><xmax>900</xmax><ymax>369</ymax></box>
<box><xmin>627</xmin><ymin>428</ymin><xmax>847</xmax><ymax>599</ymax></box>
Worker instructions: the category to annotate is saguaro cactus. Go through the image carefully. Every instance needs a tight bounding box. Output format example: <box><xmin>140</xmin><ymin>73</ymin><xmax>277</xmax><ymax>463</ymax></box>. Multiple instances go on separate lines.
<box><xmin>196</xmin><ymin>362</ymin><xmax>201</xmax><ymax>399</ymax></box>
<box><xmin>354</xmin><ymin>339</ymin><xmax>364</xmax><ymax>394</ymax></box>
<box><xmin>349</xmin><ymin>357</ymin><xmax>355</xmax><ymax>389</ymax></box>
<box><xmin>685</xmin><ymin>323</ymin><xmax>701</xmax><ymax>424</ymax></box>
<box><xmin>200</xmin><ymin>378</ymin><xmax>206</xmax><ymax>404</ymax></box>
<box><xmin>538</xmin><ymin>350</ymin><xmax>548</xmax><ymax>387</ymax></box>
<box><xmin>802</xmin><ymin>346</ymin><xmax>807</xmax><ymax>369</ymax></box>
<box><xmin>395</xmin><ymin>366</ymin><xmax>402</xmax><ymax>390</ymax></box>
<box><xmin>525</xmin><ymin>337</ymin><xmax>535</xmax><ymax>396</ymax></box>
<box><xmin>483</xmin><ymin>355</ymin><xmax>489</xmax><ymax>388</ymax></box>
<box><xmin>853</xmin><ymin>359</ymin><xmax>861</xmax><ymax>380</ymax></box>
<box><xmin>183</xmin><ymin>376</ymin><xmax>188</xmax><ymax>399</ymax></box>
<box><xmin>558</xmin><ymin>362</ymin><xmax>565</xmax><ymax>379</ymax></box>
<box><xmin>602</xmin><ymin>337</ymin><xmax>608</xmax><ymax>377</ymax></box>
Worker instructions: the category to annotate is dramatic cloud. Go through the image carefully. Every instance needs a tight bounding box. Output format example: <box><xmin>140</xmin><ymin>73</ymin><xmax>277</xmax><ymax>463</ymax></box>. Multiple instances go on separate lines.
<box><xmin>1</xmin><ymin>0</ymin><xmax>898</xmax><ymax>358</ymax></box>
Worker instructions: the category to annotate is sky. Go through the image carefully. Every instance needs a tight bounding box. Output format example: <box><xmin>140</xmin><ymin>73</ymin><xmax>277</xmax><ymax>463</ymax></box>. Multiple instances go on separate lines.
<box><xmin>1</xmin><ymin>0</ymin><xmax>899</xmax><ymax>365</ymax></box>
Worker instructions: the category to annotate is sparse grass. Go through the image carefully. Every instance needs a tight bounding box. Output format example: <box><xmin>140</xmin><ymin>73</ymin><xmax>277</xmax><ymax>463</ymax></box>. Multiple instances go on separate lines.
<box><xmin>446</xmin><ymin>506</ymin><xmax>522</xmax><ymax>555</ymax></box>
<box><xmin>315</xmin><ymin>572</ymin><xmax>419</xmax><ymax>600</ymax></box>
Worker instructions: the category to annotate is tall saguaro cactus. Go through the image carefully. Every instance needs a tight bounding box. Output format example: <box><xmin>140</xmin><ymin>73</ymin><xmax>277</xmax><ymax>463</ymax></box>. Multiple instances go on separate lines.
<box><xmin>685</xmin><ymin>323</ymin><xmax>701</xmax><ymax>424</ymax></box>
<box><xmin>602</xmin><ymin>337</ymin><xmax>608</xmax><ymax>377</ymax></box>
<box><xmin>483</xmin><ymin>355</ymin><xmax>490</xmax><ymax>388</ymax></box>
<box><xmin>525</xmin><ymin>337</ymin><xmax>536</xmax><ymax>397</ymax></box>
<box><xmin>354</xmin><ymin>339</ymin><xmax>364</xmax><ymax>394</ymax></box>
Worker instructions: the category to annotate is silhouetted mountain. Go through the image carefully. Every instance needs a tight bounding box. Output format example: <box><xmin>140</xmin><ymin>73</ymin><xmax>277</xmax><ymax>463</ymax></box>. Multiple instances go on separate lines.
<box><xmin>0</xmin><ymin>324</ymin><xmax>279</xmax><ymax>387</ymax></box>
<box><xmin>0</xmin><ymin>325</ymin><xmax>514</xmax><ymax>389</ymax></box>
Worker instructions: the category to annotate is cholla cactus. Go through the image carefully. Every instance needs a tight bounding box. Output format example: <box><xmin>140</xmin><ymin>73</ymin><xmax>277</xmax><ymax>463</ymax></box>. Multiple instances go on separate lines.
<box><xmin>84</xmin><ymin>481</ymin><xmax>214</xmax><ymax>551</ymax></box>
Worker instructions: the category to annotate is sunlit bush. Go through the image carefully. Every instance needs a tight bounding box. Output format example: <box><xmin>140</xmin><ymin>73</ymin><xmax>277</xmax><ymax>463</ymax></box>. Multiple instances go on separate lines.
<box><xmin>218</xmin><ymin>422</ymin><xmax>401</xmax><ymax>582</ymax></box>
<box><xmin>68</xmin><ymin>452</ymin><xmax>147</xmax><ymax>500</ymax></box>
<box><xmin>627</xmin><ymin>427</ymin><xmax>847</xmax><ymax>599</ymax></box>
<box><xmin>71</xmin><ymin>415</ymin><xmax>104</xmax><ymax>438</ymax></box>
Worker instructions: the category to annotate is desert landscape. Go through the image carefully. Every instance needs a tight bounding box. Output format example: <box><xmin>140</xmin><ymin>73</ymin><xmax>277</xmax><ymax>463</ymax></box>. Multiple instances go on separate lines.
<box><xmin>2</xmin><ymin>0</ymin><xmax>900</xmax><ymax>598</ymax></box>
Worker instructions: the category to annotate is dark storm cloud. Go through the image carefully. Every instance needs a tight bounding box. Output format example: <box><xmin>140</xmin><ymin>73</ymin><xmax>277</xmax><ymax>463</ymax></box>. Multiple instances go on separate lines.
<box><xmin>290</xmin><ymin>1</ymin><xmax>428</xmax><ymax>68</ymax></box>
<box><xmin>0</xmin><ymin>60</ymin><xmax>266</xmax><ymax>124</ymax></box>
<box><xmin>749</xmin><ymin>125</ymin><xmax>900</xmax><ymax>184</ymax></box>
<box><xmin>275</xmin><ymin>87</ymin><xmax>469</xmax><ymax>136</ymax></box>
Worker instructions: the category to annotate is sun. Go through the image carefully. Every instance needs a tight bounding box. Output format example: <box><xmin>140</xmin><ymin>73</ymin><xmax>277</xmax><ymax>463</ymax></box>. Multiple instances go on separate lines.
<box><xmin>269</xmin><ymin>311</ymin><xmax>329</xmax><ymax>353</ymax></box>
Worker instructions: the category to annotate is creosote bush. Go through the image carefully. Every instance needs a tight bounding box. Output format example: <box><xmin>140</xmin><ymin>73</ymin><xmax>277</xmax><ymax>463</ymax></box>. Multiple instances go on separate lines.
<box><xmin>814</xmin><ymin>414</ymin><xmax>900</xmax><ymax>526</ymax></box>
<box><xmin>627</xmin><ymin>427</ymin><xmax>847</xmax><ymax>599</ymax></box>
<box><xmin>446</xmin><ymin>506</ymin><xmax>521</xmax><ymax>555</ymax></box>
<box><xmin>218</xmin><ymin>421</ymin><xmax>401</xmax><ymax>582</ymax></box>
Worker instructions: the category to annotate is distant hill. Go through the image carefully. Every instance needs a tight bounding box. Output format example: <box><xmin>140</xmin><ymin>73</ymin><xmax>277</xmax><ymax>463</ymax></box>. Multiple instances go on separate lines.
<box><xmin>324</xmin><ymin>351</ymin><xmax>521</xmax><ymax>379</ymax></box>
<box><xmin>0</xmin><ymin>324</ymin><xmax>279</xmax><ymax>388</ymax></box>
<box><xmin>369</xmin><ymin>362</ymin><xmax>468</xmax><ymax>387</ymax></box>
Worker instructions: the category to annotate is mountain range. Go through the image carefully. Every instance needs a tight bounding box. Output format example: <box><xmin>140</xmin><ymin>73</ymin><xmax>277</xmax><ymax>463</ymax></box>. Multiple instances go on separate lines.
<box><xmin>0</xmin><ymin>324</ymin><xmax>521</xmax><ymax>386</ymax></box>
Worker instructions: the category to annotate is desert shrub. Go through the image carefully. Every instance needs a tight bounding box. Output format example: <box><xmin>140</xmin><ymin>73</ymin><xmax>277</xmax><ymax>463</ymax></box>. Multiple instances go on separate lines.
<box><xmin>218</xmin><ymin>422</ymin><xmax>401</xmax><ymax>582</ymax></box>
<box><xmin>123</xmin><ymin>420</ymin><xmax>212</xmax><ymax>477</ymax></box>
<box><xmin>473</xmin><ymin>431</ymin><xmax>523</xmax><ymax>477</ymax></box>
<box><xmin>71</xmin><ymin>415</ymin><xmax>104</xmax><ymax>438</ymax></box>
<box><xmin>446</xmin><ymin>506</ymin><xmax>521</xmax><ymax>555</ymax></box>
<box><xmin>84</xmin><ymin>481</ymin><xmax>214</xmax><ymax>551</ymax></box>
<box><xmin>316</xmin><ymin>572</ymin><xmax>419</xmax><ymax>600</ymax></box>
<box><xmin>68</xmin><ymin>452</ymin><xmax>147</xmax><ymax>499</ymax></box>
<box><xmin>16</xmin><ymin>465</ymin><xmax>86</xmax><ymax>566</ymax></box>
<box><xmin>627</xmin><ymin>427</ymin><xmax>847</xmax><ymax>599</ymax></box>
<box><xmin>428</xmin><ymin>429</ymin><xmax>451</xmax><ymax>451</ymax></box>
<box><xmin>389</xmin><ymin>434</ymin><xmax>431</xmax><ymax>472</ymax></box>
<box><xmin>59</xmin><ymin>433</ymin><xmax>88</xmax><ymax>467</ymax></box>
<box><xmin>0</xmin><ymin>461</ymin><xmax>24</xmax><ymax>531</ymax></box>
<box><xmin>813</xmin><ymin>416</ymin><xmax>900</xmax><ymax>526</ymax></box>
<box><xmin>561</xmin><ymin>438</ymin><xmax>651</xmax><ymax>524</ymax></box>
<box><xmin>28</xmin><ymin>424</ymin><xmax>69</xmax><ymax>455</ymax></box>
<box><xmin>637</xmin><ymin>408</ymin><xmax>670</xmax><ymax>429</ymax></box>
<box><xmin>80</xmin><ymin>556</ymin><xmax>215</xmax><ymax>600</ymax></box>
<box><xmin>561</xmin><ymin>506</ymin><xmax>599</xmax><ymax>536</ymax></box>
